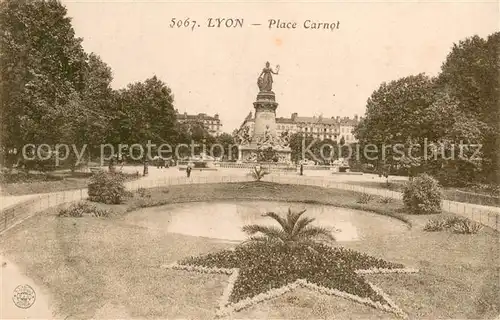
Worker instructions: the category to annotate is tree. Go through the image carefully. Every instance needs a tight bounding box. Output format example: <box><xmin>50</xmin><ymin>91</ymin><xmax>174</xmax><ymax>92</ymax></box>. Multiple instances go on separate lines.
<box><xmin>437</xmin><ymin>32</ymin><xmax>500</xmax><ymax>183</ymax></box>
<box><xmin>355</xmin><ymin>74</ymin><xmax>437</xmax><ymax>148</ymax></box>
<box><xmin>62</xmin><ymin>53</ymin><xmax>115</xmax><ymax>169</ymax></box>
<box><xmin>315</xmin><ymin>138</ymin><xmax>337</xmax><ymax>164</ymax></box>
<box><xmin>354</xmin><ymin>74</ymin><xmax>437</xmax><ymax>176</ymax></box>
<box><xmin>0</xmin><ymin>0</ymin><xmax>87</xmax><ymax>166</ymax></box>
<box><xmin>215</xmin><ymin>133</ymin><xmax>237</xmax><ymax>160</ymax></box>
<box><xmin>110</xmin><ymin>76</ymin><xmax>177</xmax><ymax>156</ymax></box>
<box><xmin>289</xmin><ymin>133</ymin><xmax>316</xmax><ymax>163</ymax></box>
<box><xmin>241</xmin><ymin>208</ymin><xmax>335</xmax><ymax>248</ymax></box>
<box><xmin>80</xmin><ymin>54</ymin><xmax>114</xmax><ymax>151</ymax></box>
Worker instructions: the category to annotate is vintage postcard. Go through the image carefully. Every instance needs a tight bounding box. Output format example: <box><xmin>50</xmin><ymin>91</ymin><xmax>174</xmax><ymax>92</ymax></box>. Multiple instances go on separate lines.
<box><xmin>0</xmin><ymin>0</ymin><xmax>499</xmax><ymax>319</ymax></box>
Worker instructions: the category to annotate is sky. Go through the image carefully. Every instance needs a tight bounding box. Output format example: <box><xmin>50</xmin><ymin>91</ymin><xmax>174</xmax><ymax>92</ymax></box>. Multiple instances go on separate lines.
<box><xmin>62</xmin><ymin>0</ymin><xmax>499</xmax><ymax>133</ymax></box>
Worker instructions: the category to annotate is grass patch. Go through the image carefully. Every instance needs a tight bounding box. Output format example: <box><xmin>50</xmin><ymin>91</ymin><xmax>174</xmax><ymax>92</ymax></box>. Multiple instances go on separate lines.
<box><xmin>0</xmin><ymin>170</ymin><xmax>139</xmax><ymax>196</ymax></box>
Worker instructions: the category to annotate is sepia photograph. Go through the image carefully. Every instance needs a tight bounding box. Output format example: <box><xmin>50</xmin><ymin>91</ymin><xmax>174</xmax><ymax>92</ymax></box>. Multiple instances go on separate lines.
<box><xmin>0</xmin><ymin>0</ymin><xmax>499</xmax><ymax>319</ymax></box>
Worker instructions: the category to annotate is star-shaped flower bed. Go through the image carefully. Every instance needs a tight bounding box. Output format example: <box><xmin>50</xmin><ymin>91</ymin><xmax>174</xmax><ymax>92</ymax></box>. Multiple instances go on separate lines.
<box><xmin>165</xmin><ymin>242</ymin><xmax>418</xmax><ymax>318</ymax></box>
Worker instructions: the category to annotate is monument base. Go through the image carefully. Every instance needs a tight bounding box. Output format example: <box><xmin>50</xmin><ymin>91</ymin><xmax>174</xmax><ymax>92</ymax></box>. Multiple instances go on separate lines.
<box><xmin>239</xmin><ymin>144</ymin><xmax>292</xmax><ymax>164</ymax></box>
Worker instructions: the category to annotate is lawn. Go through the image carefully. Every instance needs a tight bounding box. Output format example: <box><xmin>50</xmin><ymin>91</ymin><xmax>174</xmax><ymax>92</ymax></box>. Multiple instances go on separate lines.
<box><xmin>0</xmin><ymin>170</ymin><xmax>139</xmax><ymax>196</ymax></box>
<box><xmin>346</xmin><ymin>180</ymin><xmax>500</xmax><ymax>207</ymax></box>
<box><xmin>0</xmin><ymin>182</ymin><xmax>498</xmax><ymax>319</ymax></box>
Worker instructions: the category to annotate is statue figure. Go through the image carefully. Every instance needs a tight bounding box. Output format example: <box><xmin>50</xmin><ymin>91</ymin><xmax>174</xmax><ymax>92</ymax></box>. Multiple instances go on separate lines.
<box><xmin>257</xmin><ymin>61</ymin><xmax>279</xmax><ymax>92</ymax></box>
<box><xmin>257</xmin><ymin>125</ymin><xmax>276</xmax><ymax>147</ymax></box>
<box><xmin>280</xmin><ymin>130</ymin><xmax>290</xmax><ymax>147</ymax></box>
<box><xmin>234</xmin><ymin>126</ymin><xmax>251</xmax><ymax>146</ymax></box>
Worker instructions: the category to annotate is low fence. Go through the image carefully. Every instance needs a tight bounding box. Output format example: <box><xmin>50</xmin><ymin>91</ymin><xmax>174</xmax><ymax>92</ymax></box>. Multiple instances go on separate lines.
<box><xmin>215</xmin><ymin>162</ymin><xmax>296</xmax><ymax>171</ymax></box>
<box><xmin>447</xmin><ymin>189</ymin><xmax>500</xmax><ymax>207</ymax></box>
<box><xmin>1</xmin><ymin>174</ymin><xmax>499</xmax><ymax>235</ymax></box>
<box><xmin>215</xmin><ymin>162</ymin><xmax>341</xmax><ymax>172</ymax></box>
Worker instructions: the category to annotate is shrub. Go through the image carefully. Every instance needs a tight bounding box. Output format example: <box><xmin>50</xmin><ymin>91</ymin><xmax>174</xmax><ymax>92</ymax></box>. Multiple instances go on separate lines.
<box><xmin>356</xmin><ymin>193</ymin><xmax>374</xmax><ymax>204</ymax></box>
<box><xmin>58</xmin><ymin>202</ymin><xmax>111</xmax><ymax>218</ymax></box>
<box><xmin>123</xmin><ymin>190</ymin><xmax>134</xmax><ymax>198</ymax></box>
<box><xmin>87</xmin><ymin>171</ymin><xmax>126</xmax><ymax>204</ymax></box>
<box><xmin>136</xmin><ymin>198</ymin><xmax>169</xmax><ymax>208</ymax></box>
<box><xmin>443</xmin><ymin>216</ymin><xmax>462</xmax><ymax>229</ymax></box>
<box><xmin>402</xmin><ymin>174</ymin><xmax>442</xmax><ymax>214</ymax></box>
<box><xmin>423</xmin><ymin>216</ymin><xmax>483</xmax><ymax>234</ymax></box>
<box><xmin>451</xmin><ymin>218</ymin><xmax>483</xmax><ymax>234</ymax></box>
<box><xmin>378</xmin><ymin>196</ymin><xmax>393</xmax><ymax>204</ymax></box>
<box><xmin>58</xmin><ymin>202</ymin><xmax>88</xmax><ymax>217</ymax></box>
<box><xmin>137</xmin><ymin>187</ymin><xmax>151</xmax><ymax>198</ymax></box>
<box><xmin>423</xmin><ymin>218</ymin><xmax>446</xmax><ymax>232</ymax></box>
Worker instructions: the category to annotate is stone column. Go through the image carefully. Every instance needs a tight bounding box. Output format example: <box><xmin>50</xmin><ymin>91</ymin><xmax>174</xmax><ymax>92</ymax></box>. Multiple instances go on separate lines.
<box><xmin>252</xmin><ymin>91</ymin><xmax>279</xmax><ymax>143</ymax></box>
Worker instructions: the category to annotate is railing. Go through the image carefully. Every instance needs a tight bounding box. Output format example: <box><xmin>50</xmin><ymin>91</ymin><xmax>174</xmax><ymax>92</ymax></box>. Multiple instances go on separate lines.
<box><xmin>448</xmin><ymin>189</ymin><xmax>500</xmax><ymax>207</ymax></box>
<box><xmin>215</xmin><ymin>162</ymin><xmax>297</xmax><ymax>171</ymax></box>
<box><xmin>1</xmin><ymin>174</ymin><xmax>499</xmax><ymax>235</ymax></box>
<box><xmin>215</xmin><ymin>162</ymin><xmax>342</xmax><ymax>171</ymax></box>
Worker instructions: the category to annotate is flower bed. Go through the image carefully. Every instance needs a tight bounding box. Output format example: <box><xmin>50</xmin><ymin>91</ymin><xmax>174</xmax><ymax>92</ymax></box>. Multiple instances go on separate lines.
<box><xmin>166</xmin><ymin>243</ymin><xmax>418</xmax><ymax>318</ymax></box>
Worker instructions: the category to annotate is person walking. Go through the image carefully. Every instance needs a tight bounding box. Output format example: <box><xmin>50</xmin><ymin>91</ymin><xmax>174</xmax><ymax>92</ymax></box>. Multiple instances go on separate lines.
<box><xmin>300</xmin><ymin>163</ymin><xmax>304</xmax><ymax>176</ymax></box>
<box><xmin>186</xmin><ymin>165</ymin><xmax>192</xmax><ymax>178</ymax></box>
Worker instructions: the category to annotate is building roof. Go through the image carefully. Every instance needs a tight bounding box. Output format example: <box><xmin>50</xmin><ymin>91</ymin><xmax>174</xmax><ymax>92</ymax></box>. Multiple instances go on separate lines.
<box><xmin>339</xmin><ymin>118</ymin><xmax>358</xmax><ymax>126</ymax></box>
<box><xmin>177</xmin><ymin>112</ymin><xmax>220</xmax><ymax>122</ymax></box>
<box><xmin>294</xmin><ymin>116</ymin><xmax>337</xmax><ymax>125</ymax></box>
<box><xmin>238</xmin><ymin>112</ymin><xmax>361</xmax><ymax>130</ymax></box>
<box><xmin>276</xmin><ymin>117</ymin><xmax>295</xmax><ymax>124</ymax></box>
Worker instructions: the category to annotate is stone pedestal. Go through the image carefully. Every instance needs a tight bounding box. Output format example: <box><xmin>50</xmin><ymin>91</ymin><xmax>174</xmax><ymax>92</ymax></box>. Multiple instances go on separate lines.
<box><xmin>239</xmin><ymin>90</ymin><xmax>292</xmax><ymax>163</ymax></box>
<box><xmin>252</xmin><ymin>91</ymin><xmax>279</xmax><ymax>143</ymax></box>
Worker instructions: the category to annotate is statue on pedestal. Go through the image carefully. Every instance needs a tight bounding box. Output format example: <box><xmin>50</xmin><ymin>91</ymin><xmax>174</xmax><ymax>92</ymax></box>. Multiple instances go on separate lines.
<box><xmin>257</xmin><ymin>61</ymin><xmax>280</xmax><ymax>92</ymax></box>
<box><xmin>235</xmin><ymin>126</ymin><xmax>251</xmax><ymax>146</ymax></box>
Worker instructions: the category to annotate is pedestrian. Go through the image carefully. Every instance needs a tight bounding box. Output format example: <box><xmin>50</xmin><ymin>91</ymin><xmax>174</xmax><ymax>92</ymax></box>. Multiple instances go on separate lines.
<box><xmin>186</xmin><ymin>165</ymin><xmax>192</xmax><ymax>178</ymax></box>
<box><xmin>300</xmin><ymin>163</ymin><xmax>304</xmax><ymax>176</ymax></box>
<box><xmin>119</xmin><ymin>154</ymin><xmax>125</xmax><ymax>171</ymax></box>
<box><xmin>109</xmin><ymin>155</ymin><xmax>116</xmax><ymax>173</ymax></box>
<box><xmin>143</xmin><ymin>158</ymin><xmax>149</xmax><ymax>176</ymax></box>
<box><xmin>154</xmin><ymin>156</ymin><xmax>160</xmax><ymax>169</ymax></box>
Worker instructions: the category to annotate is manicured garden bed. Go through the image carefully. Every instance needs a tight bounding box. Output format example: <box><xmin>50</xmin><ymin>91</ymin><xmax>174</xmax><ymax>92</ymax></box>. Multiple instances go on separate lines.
<box><xmin>173</xmin><ymin>242</ymin><xmax>416</xmax><ymax>317</ymax></box>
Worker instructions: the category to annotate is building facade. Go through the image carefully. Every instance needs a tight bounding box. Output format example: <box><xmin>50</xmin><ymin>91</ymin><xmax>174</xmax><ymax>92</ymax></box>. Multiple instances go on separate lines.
<box><xmin>176</xmin><ymin>111</ymin><xmax>222</xmax><ymax>137</ymax></box>
<box><xmin>237</xmin><ymin>112</ymin><xmax>361</xmax><ymax>144</ymax></box>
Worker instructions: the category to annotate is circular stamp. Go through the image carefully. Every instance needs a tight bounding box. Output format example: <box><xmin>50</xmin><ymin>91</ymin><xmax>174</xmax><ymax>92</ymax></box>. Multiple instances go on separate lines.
<box><xmin>12</xmin><ymin>284</ymin><xmax>36</xmax><ymax>309</ymax></box>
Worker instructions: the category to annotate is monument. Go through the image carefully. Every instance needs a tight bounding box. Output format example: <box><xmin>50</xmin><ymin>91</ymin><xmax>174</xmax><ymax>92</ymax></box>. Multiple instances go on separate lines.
<box><xmin>237</xmin><ymin>62</ymin><xmax>292</xmax><ymax>163</ymax></box>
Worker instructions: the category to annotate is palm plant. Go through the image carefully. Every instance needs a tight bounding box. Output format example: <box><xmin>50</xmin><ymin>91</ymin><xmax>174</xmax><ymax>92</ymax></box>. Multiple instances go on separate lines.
<box><xmin>249</xmin><ymin>166</ymin><xmax>269</xmax><ymax>181</ymax></box>
<box><xmin>241</xmin><ymin>207</ymin><xmax>335</xmax><ymax>248</ymax></box>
